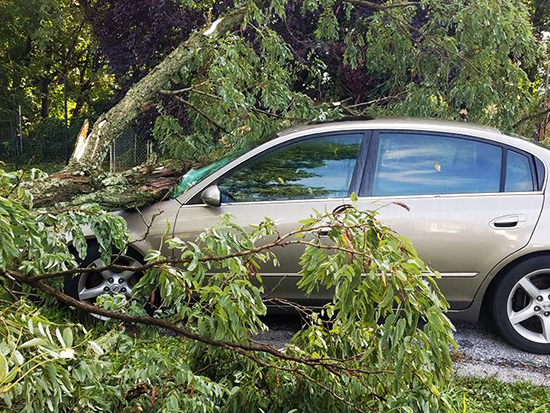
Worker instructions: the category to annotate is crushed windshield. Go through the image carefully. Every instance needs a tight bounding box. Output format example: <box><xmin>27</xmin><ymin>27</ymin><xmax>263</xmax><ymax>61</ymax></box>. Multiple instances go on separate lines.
<box><xmin>169</xmin><ymin>156</ymin><xmax>235</xmax><ymax>199</ymax></box>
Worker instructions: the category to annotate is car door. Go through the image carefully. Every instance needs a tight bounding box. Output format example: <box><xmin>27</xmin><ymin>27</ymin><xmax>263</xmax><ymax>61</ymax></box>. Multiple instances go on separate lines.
<box><xmin>173</xmin><ymin>132</ymin><xmax>368</xmax><ymax>305</ymax></box>
<box><xmin>357</xmin><ymin>130</ymin><xmax>545</xmax><ymax>310</ymax></box>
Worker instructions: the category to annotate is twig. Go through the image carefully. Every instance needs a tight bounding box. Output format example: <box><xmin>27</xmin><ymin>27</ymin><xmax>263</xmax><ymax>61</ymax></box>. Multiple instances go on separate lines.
<box><xmin>30</xmin><ymin>221</ymin><xmax>373</xmax><ymax>282</ymax></box>
<box><xmin>130</xmin><ymin>208</ymin><xmax>164</xmax><ymax>245</ymax></box>
<box><xmin>345</xmin><ymin>91</ymin><xmax>407</xmax><ymax>109</ymax></box>
<box><xmin>174</xmin><ymin>95</ymin><xmax>229</xmax><ymax>134</ymax></box>
<box><xmin>0</xmin><ymin>283</ymin><xmax>18</xmax><ymax>302</ymax></box>
<box><xmin>158</xmin><ymin>80</ymin><xmax>208</xmax><ymax>95</ymax></box>
<box><xmin>6</xmin><ymin>156</ymin><xmax>35</xmax><ymax>198</ymax></box>
<box><xmin>164</xmin><ymin>85</ymin><xmax>307</xmax><ymax>122</ymax></box>
<box><xmin>345</xmin><ymin>0</ymin><xmax>420</xmax><ymax>10</ymax></box>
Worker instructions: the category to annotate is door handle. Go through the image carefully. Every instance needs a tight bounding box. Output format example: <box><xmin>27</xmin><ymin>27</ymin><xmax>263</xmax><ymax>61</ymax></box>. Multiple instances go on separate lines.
<box><xmin>493</xmin><ymin>219</ymin><xmax>518</xmax><ymax>228</ymax></box>
<box><xmin>489</xmin><ymin>215</ymin><xmax>526</xmax><ymax>229</ymax></box>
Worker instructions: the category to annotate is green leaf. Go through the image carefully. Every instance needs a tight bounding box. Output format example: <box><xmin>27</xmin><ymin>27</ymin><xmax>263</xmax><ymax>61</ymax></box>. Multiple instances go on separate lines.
<box><xmin>0</xmin><ymin>354</ymin><xmax>8</xmax><ymax>382</ymax></box>
<box><xmin>88</xmin><ymin>341</ymin><xmax>104</xmax><ymax>356</ymax></box>
<box><xmin>55</xmin><ymin>328</ymin><xmax>65</xmax><ymax>348</ymax></box>
<box><xmin>62</xmin><ymin>328</ymin><xmax>73</xmax><ymax>348</ymax></box>
<box><xmin>19</xmin><ymin>338</ymin><xmax>47</xmax><ymax>348</ymax></box>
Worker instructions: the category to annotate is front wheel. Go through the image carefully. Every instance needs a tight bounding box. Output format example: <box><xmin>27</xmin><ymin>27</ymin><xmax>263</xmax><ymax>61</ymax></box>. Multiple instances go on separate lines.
<box><xmin>64</xmin><ymin>243</ymin><xmax>153</xmax><ymax>319</ymax></box>
<box><xmin>491</xmin><ymin>257</ymin><xmax>550</xmax><ymax>354</ymax></box>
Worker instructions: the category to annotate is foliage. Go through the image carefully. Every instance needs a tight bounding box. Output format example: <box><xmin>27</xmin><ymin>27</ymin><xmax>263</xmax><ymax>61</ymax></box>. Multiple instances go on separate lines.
<box><xmin>0</xmin><ymin>301</ymin><xmax>115</xmax><ymax>413</ymax></box>
<box><xmin>151</xmin><ymin>22</ymin><xmax>341</xmax><ymax>164</ymax></box>
<box><xmin>137</xmin><ymin>0</ymin><xmax>545</xmax><ymax>165</ymax></box>
<box><xmin>359</xmin><ymin>0</ymin><xmax>539</xmax><ymax>132</ymax></box>
<box><xmin>2</xmin><ymin>0</ymin><xmax>547</xmax><ymax>170</ymax></box>
<box><xmin>0</xmin><ymin>165</ymin><xmax>129</xmax><ymax>279</ymax></box>
<box><xmin>2</xmin><ymin>163</ymin><xmax>65</xmax><ymax>176</ymax></box>
<box><xmin>0</xmin><ymin>0</ymin><xmax>115</xmax><ymax>127</ymax></box>
<box><xmin>0</xmin><ymin>165</ymin><xmax>456</xmax><ymax>411</ymax></box>
<box><xmin>531</xmin><ymin>0</ymin><xmax>550</xmax><ymax>32</ymax></box>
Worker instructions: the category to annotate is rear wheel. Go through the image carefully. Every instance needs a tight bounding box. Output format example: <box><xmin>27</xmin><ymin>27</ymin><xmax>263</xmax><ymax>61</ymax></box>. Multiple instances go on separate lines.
<box><xmin>64</xmin><ymin>243</ymin><xmax>154</xmax><ymax>319</ymax></box>
<box><xmin>492</xmin><ymin>257</ymin><xmax>550</xmax><ymax>354</ymax></box>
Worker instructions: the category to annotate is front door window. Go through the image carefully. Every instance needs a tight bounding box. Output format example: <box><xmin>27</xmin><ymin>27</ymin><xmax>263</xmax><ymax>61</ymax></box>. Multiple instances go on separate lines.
<box><xmin>219</xmin><ymin>134</ymin><xmax>364</xmax><ymax>202</ymax></box>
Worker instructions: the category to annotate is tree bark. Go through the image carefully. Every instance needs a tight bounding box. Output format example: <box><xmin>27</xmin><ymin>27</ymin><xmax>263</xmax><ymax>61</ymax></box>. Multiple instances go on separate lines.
<box><xmin>31</xmin><ymin>159</ymin><xmax>196</xmax><ymax>210</ymax></box>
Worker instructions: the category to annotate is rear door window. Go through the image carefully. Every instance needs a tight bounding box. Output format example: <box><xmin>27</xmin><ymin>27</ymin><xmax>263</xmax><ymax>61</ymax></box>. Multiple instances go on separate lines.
<box><xmin>372</xmin><ymin>133</ymin><xmax>502</xmax><ymax>196</ymax></box>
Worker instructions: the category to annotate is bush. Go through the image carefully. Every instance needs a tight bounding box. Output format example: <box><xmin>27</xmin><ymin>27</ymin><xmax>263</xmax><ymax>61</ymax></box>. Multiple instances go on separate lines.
<box><xmin>0</xmin><ymin>166</ymin><xmax>455</xmax><ymax>412</ymax></box>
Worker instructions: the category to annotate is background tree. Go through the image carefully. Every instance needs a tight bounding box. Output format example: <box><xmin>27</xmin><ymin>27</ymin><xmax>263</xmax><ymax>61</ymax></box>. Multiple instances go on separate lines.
<box><xmin>532</xmin><ymin>0</ymin><xmax>550</xmax><ymax>32</ymax></box>
<box><xmin>0</xmin><ymin>0</ymin><xmax>115</xmax><ymax>162</ymax></box>
<box><xmin>81</xmin><ymin>0</ymin><xmax>543</xmax><ymax>146</ymax></box>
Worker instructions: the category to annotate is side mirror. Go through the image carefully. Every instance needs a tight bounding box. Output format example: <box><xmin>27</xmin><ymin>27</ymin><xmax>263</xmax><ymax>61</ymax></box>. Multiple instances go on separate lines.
<box><xmin>200</xmin><ymin>185</ymin><xmax>221</xmax><ymax>207</ymax></box>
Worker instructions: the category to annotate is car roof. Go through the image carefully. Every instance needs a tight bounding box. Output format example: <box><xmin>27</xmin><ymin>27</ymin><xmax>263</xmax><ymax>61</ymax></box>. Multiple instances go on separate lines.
<box><xmin>276</xmin><ymin>117</ymin><xmax>503</xmax><ymax>137</ymax></box>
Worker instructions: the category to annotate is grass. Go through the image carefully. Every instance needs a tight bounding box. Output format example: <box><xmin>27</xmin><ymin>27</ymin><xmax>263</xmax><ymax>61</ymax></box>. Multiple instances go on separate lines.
<box><xmin>1</xmin><ymin>161</ymin><xmax>65</xmax><ymax>175</ymax></box>
<box><xmin>450</xmin><ymin>376</ymin><xmax>550</xmax><ymax>412</ymax></box>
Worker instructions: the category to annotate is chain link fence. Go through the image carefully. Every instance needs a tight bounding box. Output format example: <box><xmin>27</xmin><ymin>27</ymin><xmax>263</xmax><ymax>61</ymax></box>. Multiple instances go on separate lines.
<box><xmin>0</xmin><ymin>115</ymin><xmax>154</xmax><ymax>173</ymax></box>
<box><xmin>108</xmin><ymin>128</ymin><xmax>154</xmax><ymax>173</ymax></box>
<box><xmin>0</xmin><ymin>117</ymin><xmax>20</xmax><ymax>166</ymax></box>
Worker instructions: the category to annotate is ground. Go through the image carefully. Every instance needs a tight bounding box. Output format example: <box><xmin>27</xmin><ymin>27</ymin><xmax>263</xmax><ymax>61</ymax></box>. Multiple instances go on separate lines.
<box><xmin>255</xmin><ymin>314</ymin><xmax>550</xmax><ymax>386</ymax></box>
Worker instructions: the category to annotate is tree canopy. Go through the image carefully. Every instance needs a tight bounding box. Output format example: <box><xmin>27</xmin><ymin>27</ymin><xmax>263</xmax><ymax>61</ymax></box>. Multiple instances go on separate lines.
<box><xmin>0</xmin><ymin>0</ymin><xmax>114</xmax><ymax>124</ymax></box>
<box><xmin>82</xmin><ymin>0</ymin><xmax>547</xmax><ymax>163</ymax></box>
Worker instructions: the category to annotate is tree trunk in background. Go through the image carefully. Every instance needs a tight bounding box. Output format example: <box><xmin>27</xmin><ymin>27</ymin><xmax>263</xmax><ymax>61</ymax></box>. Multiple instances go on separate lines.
<box><xmin>72</xmin><ymin>48</ymin><xmax>92</xmax><ymax>117</ymax></box>
<box><xmin>40</xmin><ymin>77</ymin><xmax>49</xmax><ymax>119</ymax></box>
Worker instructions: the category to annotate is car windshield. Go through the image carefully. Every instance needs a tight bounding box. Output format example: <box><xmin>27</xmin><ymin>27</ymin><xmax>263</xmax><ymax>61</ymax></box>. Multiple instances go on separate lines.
<box><xmin>169</xmin><ymin>156</ymin><xmax>235</xmax><ymax>198</ymax></box>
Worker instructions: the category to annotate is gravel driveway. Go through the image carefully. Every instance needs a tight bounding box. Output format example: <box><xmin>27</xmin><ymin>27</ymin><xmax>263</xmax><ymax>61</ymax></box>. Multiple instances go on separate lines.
<box><xmin>255</xmin><ymin>314</ymin><xmax>550</xmax><ymax>386</ymax></box>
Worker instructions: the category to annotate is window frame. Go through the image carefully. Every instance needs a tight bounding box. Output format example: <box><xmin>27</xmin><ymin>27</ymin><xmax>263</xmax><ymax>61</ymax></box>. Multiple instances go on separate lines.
<box><xmin>359</xmin><ymin>130</ymin><xmax>541</xmax><ymax>198</ymax></box>
<box><xmin>189</xmin><ymin>131</ymin><xmax>371</xmax><ymax>205</ymax></box>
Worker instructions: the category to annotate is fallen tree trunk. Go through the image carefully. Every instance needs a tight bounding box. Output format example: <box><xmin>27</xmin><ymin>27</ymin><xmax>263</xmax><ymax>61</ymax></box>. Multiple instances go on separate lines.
<box><xmin>31</xmin><ymin>159</ymin><xmax>197</xmax><ymax>210</ymax></box>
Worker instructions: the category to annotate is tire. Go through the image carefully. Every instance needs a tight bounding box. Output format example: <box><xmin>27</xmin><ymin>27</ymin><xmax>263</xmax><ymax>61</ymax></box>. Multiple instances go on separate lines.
<box><xmin>64</xmin><ymin>242</ymin><xmax>158</xmax><ymax>320</ymax></box>
<box><xmin>491</xmin><ymin>256</ymin><xmax>550</xmax><ymax>354</ymax></box>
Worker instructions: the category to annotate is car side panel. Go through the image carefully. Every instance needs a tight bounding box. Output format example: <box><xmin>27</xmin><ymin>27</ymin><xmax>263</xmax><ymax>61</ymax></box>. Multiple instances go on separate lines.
<box><xmin>359</xmin><ymin>193</ymin><xmax>544</xmax><ymax>309</ymax></box>
<box><xmin>472</xmin><ymin>191</ymin><xmax>549</xmax><ymax>304</ymax></box>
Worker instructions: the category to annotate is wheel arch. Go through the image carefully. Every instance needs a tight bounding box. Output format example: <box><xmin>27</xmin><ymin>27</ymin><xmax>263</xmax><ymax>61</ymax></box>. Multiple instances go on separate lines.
<box><xmin>67</xmin><ymin>237</ymin><xmax>145</xmax><ymax>263</ymax></box>
<box><xmin>481</xmin><ymin>250</ymin><xmax>550</xmax><ymax>306</ymax></box>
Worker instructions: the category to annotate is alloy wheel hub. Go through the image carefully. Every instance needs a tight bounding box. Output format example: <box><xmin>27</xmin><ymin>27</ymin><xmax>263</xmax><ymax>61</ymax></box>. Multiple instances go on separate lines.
<box><xmin>77</xmin><ymin>256</ymin><xmax>139</xmax><ymax>303</ymax></box>
<box><xmin>507</xmin><ymin>269</ymin><xmax>550</xmax><ymax>344</ymax></box>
